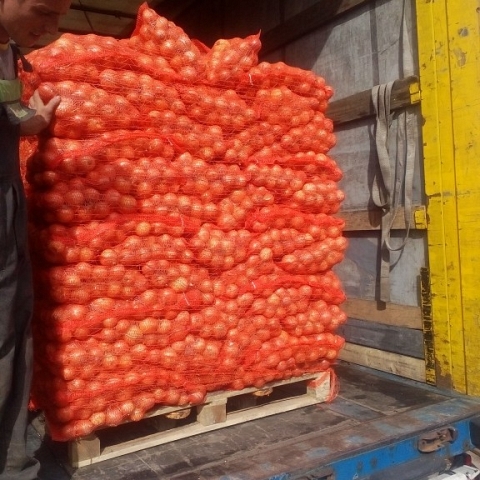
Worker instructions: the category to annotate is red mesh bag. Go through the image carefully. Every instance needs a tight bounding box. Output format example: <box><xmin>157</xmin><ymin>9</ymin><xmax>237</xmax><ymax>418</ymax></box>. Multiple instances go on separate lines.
<box><xmin>127</xmin><ymin>2</ymin><xmax>205</xmax><ymax>82</ymax></box>
<box><xmin>203</xmin><ymin>33</ymin><xmax>261</xmax><ymax>84</ymax></box>
<box><xmin>20</xmin><ymin>2</ymin><xmax>348</xmax><ymax>441</ymax></box>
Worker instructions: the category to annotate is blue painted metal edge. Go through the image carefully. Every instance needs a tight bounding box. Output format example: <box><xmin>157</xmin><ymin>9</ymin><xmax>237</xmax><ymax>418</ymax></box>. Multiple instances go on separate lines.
<box><xmin>295</xmin><ymin>418</ymin><xmax>473</xmax><ymax>480</ymax></box>
<box><xmin>223</xmin><ymin>398</ymin><xmax>480</xmax><ymax>480</ymax></box>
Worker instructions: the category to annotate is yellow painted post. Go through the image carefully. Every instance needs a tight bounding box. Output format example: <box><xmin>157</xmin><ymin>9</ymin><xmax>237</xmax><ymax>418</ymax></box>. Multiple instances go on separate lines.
<box><xmin>415</xmin><ymin>0</ymin><xmax>480</xmax><ymax>395</ymax></box>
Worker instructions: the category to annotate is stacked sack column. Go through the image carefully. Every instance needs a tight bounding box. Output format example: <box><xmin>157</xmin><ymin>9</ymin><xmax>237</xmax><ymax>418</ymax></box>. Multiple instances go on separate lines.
<box><xmin>20</xmin><ymin>3</ymin><xmax>347</xmax><ymax>441</ymax></box>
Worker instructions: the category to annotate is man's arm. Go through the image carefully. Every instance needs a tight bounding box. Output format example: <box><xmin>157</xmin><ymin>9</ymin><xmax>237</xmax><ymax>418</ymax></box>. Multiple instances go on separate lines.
<box><xmin>20</xmin><ymin>90</ymin><xmax>61</xmax><ymax>136</ymax></box>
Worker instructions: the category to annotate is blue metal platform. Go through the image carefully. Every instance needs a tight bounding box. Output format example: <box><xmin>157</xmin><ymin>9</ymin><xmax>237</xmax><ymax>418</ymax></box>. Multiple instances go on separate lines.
<box><xmin>28</xmin><ymin>363</ymin><xmax>480</xmax><ymax>479</ymax></box>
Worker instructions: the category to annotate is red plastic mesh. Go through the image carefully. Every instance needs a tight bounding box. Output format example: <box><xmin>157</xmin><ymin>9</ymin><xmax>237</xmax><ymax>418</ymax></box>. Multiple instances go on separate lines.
<box><xmin>21</xmin><ymin>2</ymin><xmax>348</xmax><ymax>441</ymax></box>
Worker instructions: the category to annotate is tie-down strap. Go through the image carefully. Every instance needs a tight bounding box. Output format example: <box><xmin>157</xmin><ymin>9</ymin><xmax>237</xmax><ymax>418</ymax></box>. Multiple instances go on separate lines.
<box><xmin>371</xmin><ymin>81</ymin><xmax>416</xmax><ymax>302</ymax></box>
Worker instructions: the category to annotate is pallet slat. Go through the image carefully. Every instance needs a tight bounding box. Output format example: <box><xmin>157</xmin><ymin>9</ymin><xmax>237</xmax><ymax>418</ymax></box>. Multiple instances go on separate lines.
<box><xmin>68</xmin><ymin>371</ymin><xmax>332</xmax><ymax>468</ymax></box>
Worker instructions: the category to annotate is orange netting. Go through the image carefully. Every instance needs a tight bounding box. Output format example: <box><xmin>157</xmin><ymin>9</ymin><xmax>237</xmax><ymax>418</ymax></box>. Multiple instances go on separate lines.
<box><xmin>20</xmin><ymin>3</ymin><xmax>347</xmax><ymax>441</ymax></box>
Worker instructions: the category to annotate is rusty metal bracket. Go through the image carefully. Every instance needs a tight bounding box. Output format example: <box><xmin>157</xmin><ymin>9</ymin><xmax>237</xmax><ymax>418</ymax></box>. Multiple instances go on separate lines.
<box><xmin>420</xmin><ymin>267</ymin><xmax>436</xmax><ymax>385</ymax></box>
<box><xmin>417</xmin><ymin>427</ymin><xmax>458</xmax><ymax>453</ymax></box>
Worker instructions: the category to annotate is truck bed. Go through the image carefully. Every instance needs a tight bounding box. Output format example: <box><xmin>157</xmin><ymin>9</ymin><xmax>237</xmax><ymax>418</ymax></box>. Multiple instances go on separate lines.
<box><xmin>29</xmin><ymin>362</ymin><xmax>480</xmax><ymax>479</ymax></box>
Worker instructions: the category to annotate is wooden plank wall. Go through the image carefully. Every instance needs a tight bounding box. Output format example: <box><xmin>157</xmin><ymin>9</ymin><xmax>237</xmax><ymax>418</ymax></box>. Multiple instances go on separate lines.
<box><xmin>175</xmin><ymin>0</ymin><xmax>428</xmax><ymax>383</ymax></box>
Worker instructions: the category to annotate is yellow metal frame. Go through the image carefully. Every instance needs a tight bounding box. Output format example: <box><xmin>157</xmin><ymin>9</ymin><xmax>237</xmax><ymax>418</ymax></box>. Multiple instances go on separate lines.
<box><xmin>416</xmin><ymin>0</ymin><xmax>480</xmax><ymax>395</ymax></box>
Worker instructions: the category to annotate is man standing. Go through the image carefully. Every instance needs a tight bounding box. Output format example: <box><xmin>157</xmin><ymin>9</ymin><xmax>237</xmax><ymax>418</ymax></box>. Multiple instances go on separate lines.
<box><xmin>0</xmin><ymin>1</ymin><xmax>71</xmax><ymax>479</ymax></box>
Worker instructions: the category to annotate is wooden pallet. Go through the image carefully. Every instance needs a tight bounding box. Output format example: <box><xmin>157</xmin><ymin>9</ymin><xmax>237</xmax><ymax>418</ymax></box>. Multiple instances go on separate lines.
<box><xmin>65</xmin><ymin>371</ymin><xmax>332</xmax><ymax>468</ymax></box>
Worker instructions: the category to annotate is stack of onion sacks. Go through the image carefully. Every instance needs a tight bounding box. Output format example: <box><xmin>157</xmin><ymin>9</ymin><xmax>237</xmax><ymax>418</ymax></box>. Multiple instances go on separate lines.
<box><xmin>20</xmin><ymin>2</ymin><xmax>347</xmax><ymax>441</ymax></box>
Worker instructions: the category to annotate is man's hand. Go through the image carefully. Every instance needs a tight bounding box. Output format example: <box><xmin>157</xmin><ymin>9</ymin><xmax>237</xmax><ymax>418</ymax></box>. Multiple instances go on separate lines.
<box><xmin>20</xmin><ymin>90</ymin><xmax>61</xmax><ymax>136</ymax></box>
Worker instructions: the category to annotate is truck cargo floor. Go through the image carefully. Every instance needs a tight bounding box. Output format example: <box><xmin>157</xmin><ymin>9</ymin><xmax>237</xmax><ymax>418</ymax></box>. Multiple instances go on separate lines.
<box><xmin>28</xmin><ymin>362</ymin><xmax>480</xmax><ymax>479</ymax></box>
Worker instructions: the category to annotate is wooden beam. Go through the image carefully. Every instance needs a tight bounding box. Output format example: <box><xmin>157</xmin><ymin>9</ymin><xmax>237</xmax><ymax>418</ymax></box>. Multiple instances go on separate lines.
<box><xmin>341</xmin><ymin>205</ymin><xmax>427</xmax><ymax>232</ymax></box>
<box><xmin>328</xmin><ymin>76</ymin><xmax>420</xmax><ymax>126</ymax></box>
<box><xmin>70</xmin><ymin>0</ymin><xmax>150</xmax><ymax>16</ymax></box>
<box><xmin>70</xmin><ymin>5</ymin><xmax>136</xmax><ymax>19</ymax></box>
<box><xmin>261</xmin><ymin>0</ymin><xmax>374</xmax><ymax>55</ymax></box>
<box><xmin>342</xmin><ymin>298</ymin><xmax>423</xmax><ymax>329</ymax></box>
<box><xmin>338</xmin><ymin>343</ymin><xmax>426</xmax><ymax>382</ymax></box>
<box><xmin>337</xmin><ymin>318</ymin><xmax>425</xmax><ymax>359</ymax></box>
<box><xmin>153</xmin><ymin>0</ymin><xmax>199</xmax><ymax>20</ymax></box>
